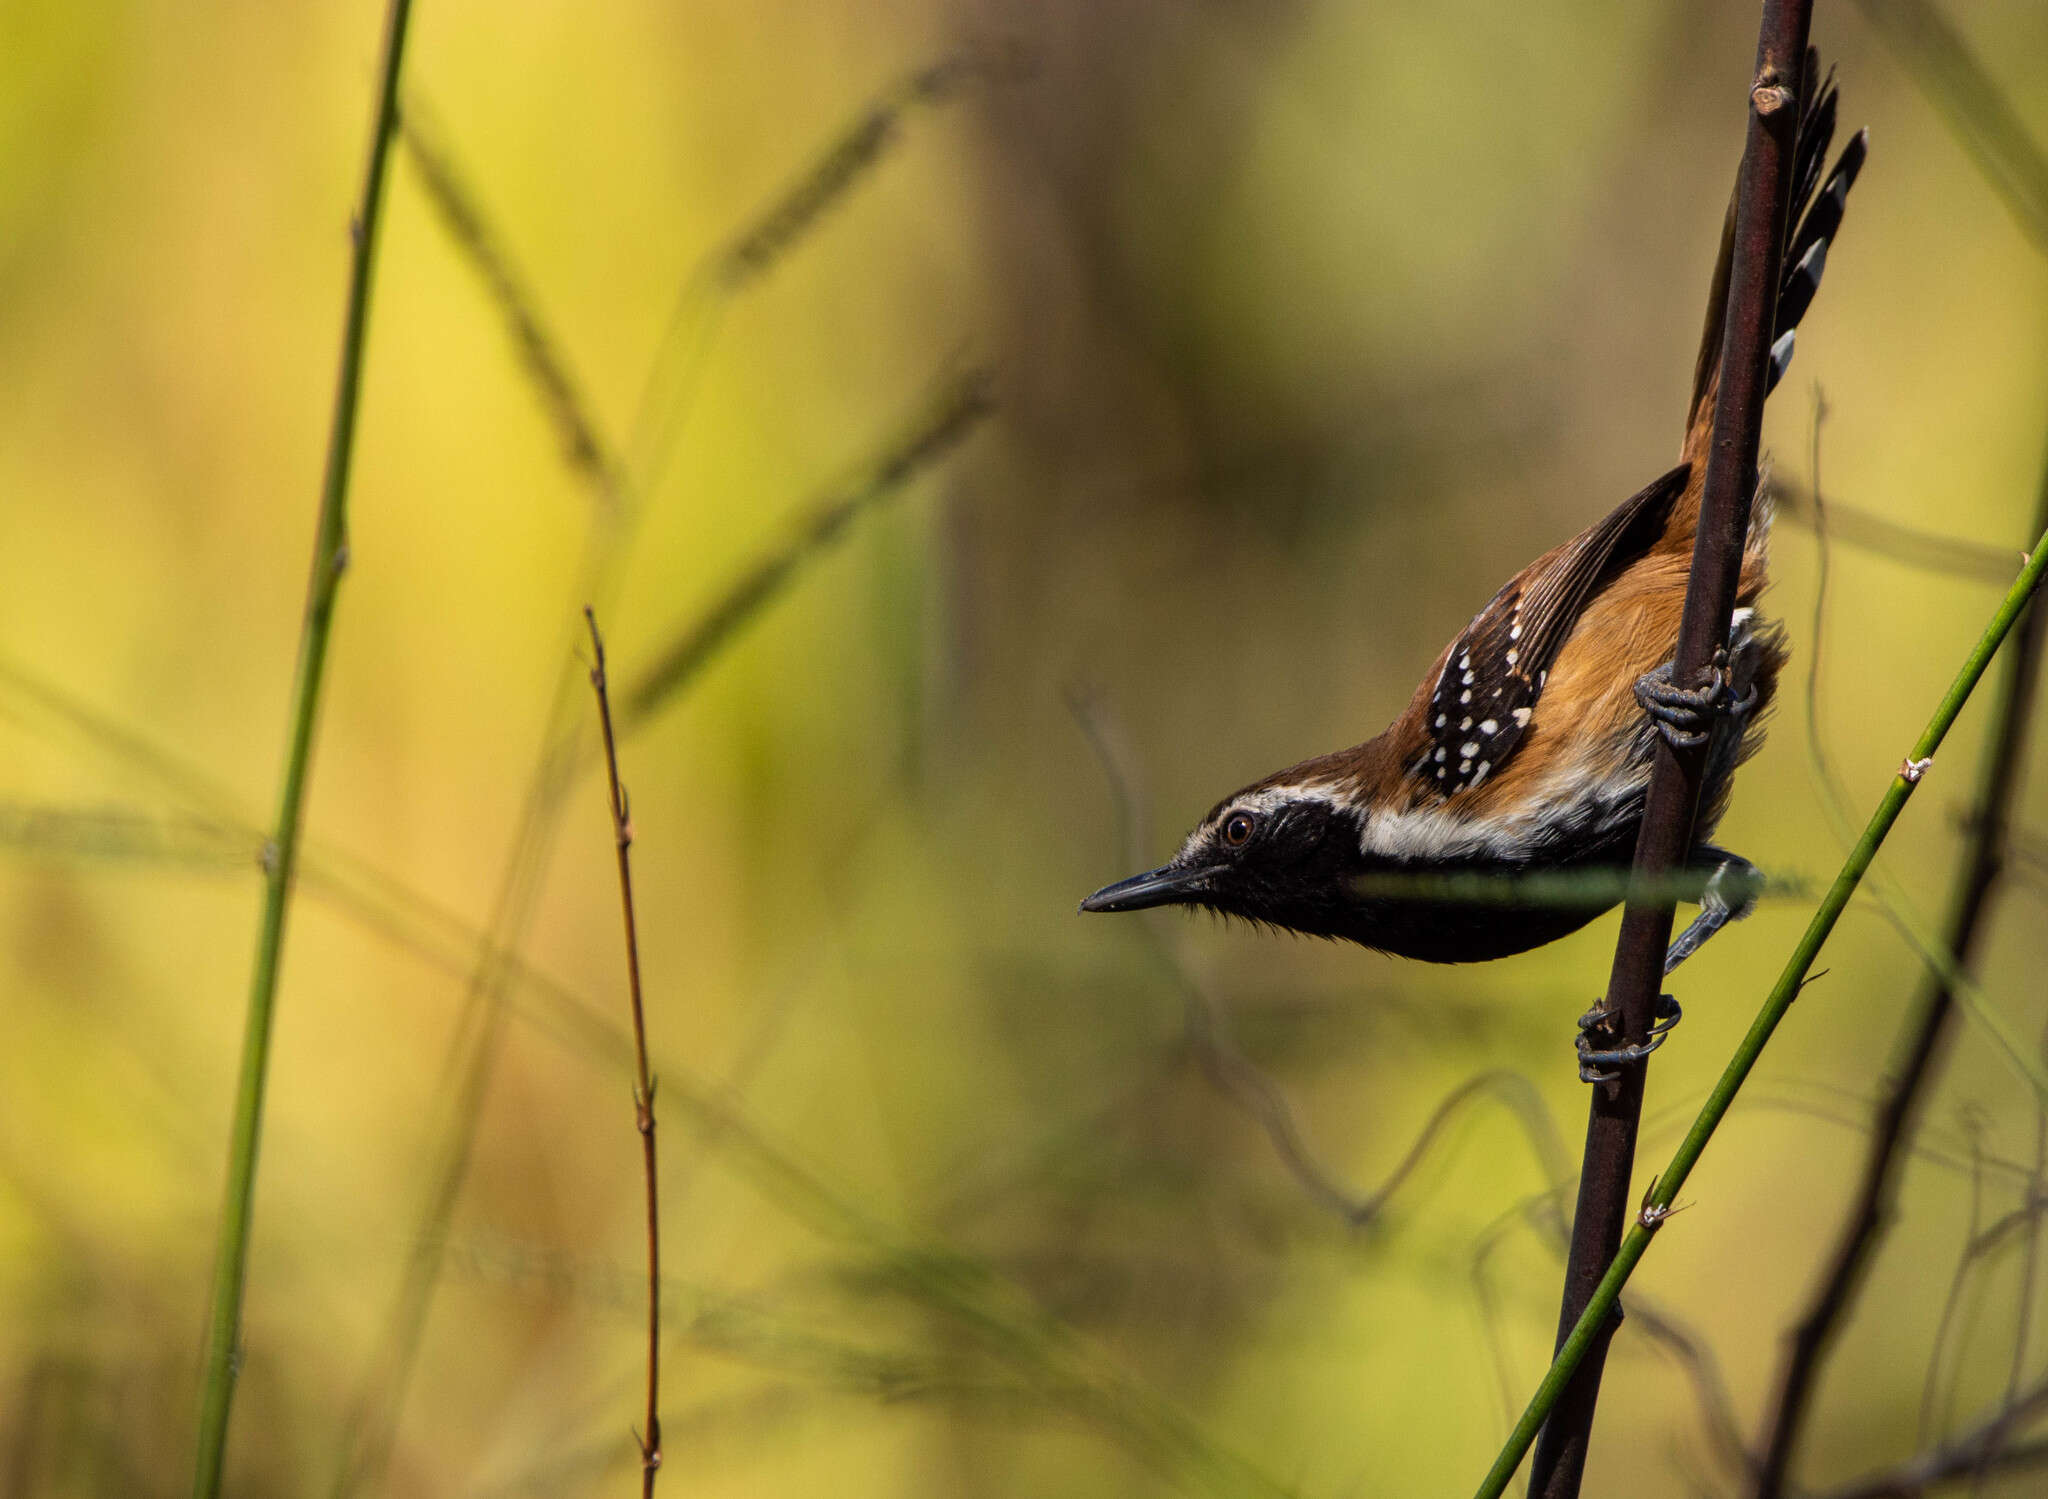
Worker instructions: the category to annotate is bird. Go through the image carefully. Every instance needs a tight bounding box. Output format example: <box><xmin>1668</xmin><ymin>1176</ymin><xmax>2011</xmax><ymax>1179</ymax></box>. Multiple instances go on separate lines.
<box><xmin>1081</xmin><ymin>62</ymin><xmax>1866</xmax><ymax>1074</ymax></box>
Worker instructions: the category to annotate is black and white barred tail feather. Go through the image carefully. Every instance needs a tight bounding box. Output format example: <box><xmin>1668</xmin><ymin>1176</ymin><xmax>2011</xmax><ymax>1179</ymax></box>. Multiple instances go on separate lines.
<box><xmin>1689</xmin><ymin>51</ymin><xmax>1868</xmax><ymax>427</ymax></box>
<box><xmin>1766</xmin><ymin>60</ymin><xmax>1867</xmax><ymax>394</ymax></box>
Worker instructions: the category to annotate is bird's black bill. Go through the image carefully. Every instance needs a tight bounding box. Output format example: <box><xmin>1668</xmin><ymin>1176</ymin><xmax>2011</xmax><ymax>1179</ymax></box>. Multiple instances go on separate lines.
<box><xmin>1078</xmin><ymin>864</ymin><xmax>1215</xmax><ymax>914</ymax></box>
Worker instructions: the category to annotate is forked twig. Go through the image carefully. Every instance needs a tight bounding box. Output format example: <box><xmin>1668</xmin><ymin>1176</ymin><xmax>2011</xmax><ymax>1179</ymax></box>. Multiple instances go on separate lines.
<box><xmin>584</xmin><ymin>609</ymin><xmax>663</xmax><ymax>1495</ymax></box>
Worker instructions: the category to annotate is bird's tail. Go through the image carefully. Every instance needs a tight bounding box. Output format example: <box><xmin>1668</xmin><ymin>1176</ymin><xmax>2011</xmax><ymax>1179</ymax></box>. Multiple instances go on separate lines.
<box><xmin>1682</xmin><ymin>52</ymin><xmax>1867</xmax><ymax>468</ymax></box>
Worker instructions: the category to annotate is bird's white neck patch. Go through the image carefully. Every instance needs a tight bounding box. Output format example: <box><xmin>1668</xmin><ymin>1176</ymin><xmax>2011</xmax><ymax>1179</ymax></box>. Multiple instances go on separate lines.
<box><xmin>1358</xmin><ymin>804</ymin><xmax>1520</xmax><ymax>862</ymax></box>
<box><xmin>1360</xmin><ymin>762</ymin><xmax>1654</xmax><ymax>865</ymax></box>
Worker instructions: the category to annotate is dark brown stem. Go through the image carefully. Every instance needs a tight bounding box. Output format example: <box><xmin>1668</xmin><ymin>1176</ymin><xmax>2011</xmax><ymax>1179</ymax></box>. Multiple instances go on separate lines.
<box><xmin>1527</xmin><ymin>8</ymin><xmax>1814</xmax><ymax>1494</ymax></box>
<box><xmin>585</xmin><ymin>607</ymin><xmax>663</xmax><ymax>1498</ymax></box>
<box><xmin>1751</xmin><ymin>438</ymin><xmax>2048</xmax><ymax>1496</ymax></box>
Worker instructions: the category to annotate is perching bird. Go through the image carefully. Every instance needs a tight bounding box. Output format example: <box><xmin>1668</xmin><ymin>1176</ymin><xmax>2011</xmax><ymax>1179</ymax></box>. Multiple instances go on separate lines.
<box><xmin>1081</xmin><ymin>63</ymin><xmax>1865</xmax><ymax>1068</ymax></box>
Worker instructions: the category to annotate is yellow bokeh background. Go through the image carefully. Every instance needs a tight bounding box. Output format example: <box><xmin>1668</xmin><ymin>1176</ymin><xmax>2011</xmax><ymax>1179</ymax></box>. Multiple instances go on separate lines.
<box><xmin>4</xmin><ymin>2</ymin><xmax>2048</xmax><ymax>1495</ymax></box>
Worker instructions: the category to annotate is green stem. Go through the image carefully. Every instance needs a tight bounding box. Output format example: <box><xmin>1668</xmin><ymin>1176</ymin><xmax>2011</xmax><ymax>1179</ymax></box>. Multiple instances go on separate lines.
<box><xmin>1474</xmin><ymin>526</ymin><xmax>2048</xmax><ymax>1499</ymax></box>
<box><xmin>192</xmin><ymin>2</ymin><xmax>415</xmax><ymax>1493</ymax></box>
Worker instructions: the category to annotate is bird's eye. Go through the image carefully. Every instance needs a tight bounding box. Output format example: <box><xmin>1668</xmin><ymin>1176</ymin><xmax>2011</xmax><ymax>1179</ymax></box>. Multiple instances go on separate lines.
<box><xmin>1222</xmin><ymin>811</ymin><xmax>1256</xmax><ymax>847</ymax></box>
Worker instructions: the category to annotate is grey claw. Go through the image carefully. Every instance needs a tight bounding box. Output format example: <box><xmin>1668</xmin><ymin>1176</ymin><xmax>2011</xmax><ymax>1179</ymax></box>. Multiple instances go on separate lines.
<box><xmin>1576</xmin><ymin>995</ymin><xmax>1682</xmax><ymax>1083</ymax></box>
<box><xmin>1634</xmin><ymin>652</ymin><xmax>1754</xmax><ymax>752</ymax></box>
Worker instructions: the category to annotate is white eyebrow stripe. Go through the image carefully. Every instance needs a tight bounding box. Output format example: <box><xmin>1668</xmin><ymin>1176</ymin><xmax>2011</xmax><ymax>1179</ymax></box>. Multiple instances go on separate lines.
<box><xmin>1170</xmin><ymin>782</ymin><xmax>1348</xmax><ymax>864</ymax></box>
<box><xmin>1214</xmin><ymin>784</ymin><xmax>1344</xmax><ymax>818</ymax></box>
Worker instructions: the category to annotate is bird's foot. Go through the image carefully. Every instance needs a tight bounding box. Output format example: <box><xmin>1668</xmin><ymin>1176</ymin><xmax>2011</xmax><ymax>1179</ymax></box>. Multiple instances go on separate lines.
<box><xmin>1634</xmin><ymin>650</ymin><xmax>1757</xmax><ymax>750</ymax></box>
<box><xmin>1577</xmin><ymin>994</ymin><xmax>1683</xmax><ymax>1083</ymax></box>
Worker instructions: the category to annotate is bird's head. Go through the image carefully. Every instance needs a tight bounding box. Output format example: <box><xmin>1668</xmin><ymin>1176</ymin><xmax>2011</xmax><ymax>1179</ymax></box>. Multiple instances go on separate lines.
<box><xmin>1079</xmin><ymin>784</ymin><xmax>1369</xmax><ymax>939</ymax></box>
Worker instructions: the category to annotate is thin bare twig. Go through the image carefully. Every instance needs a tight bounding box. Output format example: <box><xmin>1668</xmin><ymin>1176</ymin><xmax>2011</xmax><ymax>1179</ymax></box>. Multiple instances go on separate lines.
<box><xmin>584</xmin><ymin>610</ymin><xmax>663</xmax><ymax>1495</ymax></box>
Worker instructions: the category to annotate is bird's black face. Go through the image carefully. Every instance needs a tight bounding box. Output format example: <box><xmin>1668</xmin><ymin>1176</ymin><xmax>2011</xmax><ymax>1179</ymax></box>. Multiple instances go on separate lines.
<box><xmin>1079</xmin><ymin>791</ymin><xmax>1370</xmax><ymax>939</ymax></box>
<box><xmin>1080</xmin><ymin>786</ymin><xmax>1623</xmax><ymax>962</ymax></box>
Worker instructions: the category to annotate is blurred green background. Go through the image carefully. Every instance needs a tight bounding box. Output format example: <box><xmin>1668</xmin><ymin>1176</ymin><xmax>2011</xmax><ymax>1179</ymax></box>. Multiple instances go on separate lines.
<box><xmin>5</xmin><ymin>2</ymin><xmax>2048</xmax><ymax>1495</ymax></box>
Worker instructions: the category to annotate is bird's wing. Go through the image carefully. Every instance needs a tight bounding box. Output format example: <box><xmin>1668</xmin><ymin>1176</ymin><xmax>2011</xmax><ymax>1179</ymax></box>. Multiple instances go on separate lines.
<box><xmin>1420</xmin><ymin>462</ymin><xmax>1690</xmax><ymax>795</ymax></box>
